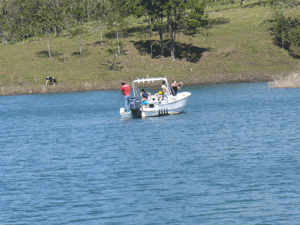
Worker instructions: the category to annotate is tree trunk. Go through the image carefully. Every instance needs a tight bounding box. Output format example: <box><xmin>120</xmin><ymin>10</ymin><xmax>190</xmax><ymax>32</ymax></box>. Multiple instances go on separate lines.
<box><xmin>171</xmin><ymin>32</ymin><xmax>175</xmax><ymax>60</ymax></box>
<box><xmin>282</xmin><ymin>28</ymin><xmax>284</xmax><ymax>48</ymax></box>
<box><xmin>168</xmin><ymin>14</ymin><xmax>175</xmax><ymax>60</ymax></box>
<box><xmin>189</xmin><ymin>35</ymin><xmax>191</xmax><ymax>54</ymax></box>
<box><xmin>160</xmin><ymin>17</ymin><xmax>164</xmax><ymax>55</ymax></box>
<box><xmin>149</xmin><ymin>19</ymin><xmax>152</xmax><ymax>58</ymax></box>
<box><xmin>100</xmin><ymin>20</ymin><xmax>103</xmax><ymax>46</ymax></box>
<box><xmin>117</xmin><ymin>30</ymin><xmax>120</xmax><ymax>55</ymax></box>
<box><xmin>22</xmin><ymin>25</ymin><xmax>24</xmax><ymax>44</ymax></box>
<box><xmin>79</xmin><ymin>34</ymin><xmax>82</xmax><ymax>58</ymax></box>
<box><xmin>46</xmin><ymin>29</ymin><xmax>51</xmax><ymax>58</ymax></box>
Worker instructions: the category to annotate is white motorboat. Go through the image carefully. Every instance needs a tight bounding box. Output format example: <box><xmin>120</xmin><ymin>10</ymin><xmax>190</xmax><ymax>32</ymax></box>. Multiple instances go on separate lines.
<box><xmin>120</xmin><ymin>76</ymin><xmax>191</xmax><ymax>119</ymax></box>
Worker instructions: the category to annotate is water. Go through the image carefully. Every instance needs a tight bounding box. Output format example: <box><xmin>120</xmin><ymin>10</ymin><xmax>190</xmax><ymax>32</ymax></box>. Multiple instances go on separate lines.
<box><xmin>1</xmin><ymin>83</ymin><xmax>300</xmax><ymax>224</ymax></box>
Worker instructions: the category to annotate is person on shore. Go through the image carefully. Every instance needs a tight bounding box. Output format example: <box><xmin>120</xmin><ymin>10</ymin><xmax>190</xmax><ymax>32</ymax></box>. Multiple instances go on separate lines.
<box><xmin>171</xmin><ymin>80</ymin><xmax>183</xmax><ymax>96</ymax></box>
<box><xmin>121</xmin><ymin>81</ymin><xmax>131</xmax><ymax>112</ymax></box>
<box><xmin>140</xmin><ymin>89</ymin><xmax>151</xmax><ymax>109</ymax></box>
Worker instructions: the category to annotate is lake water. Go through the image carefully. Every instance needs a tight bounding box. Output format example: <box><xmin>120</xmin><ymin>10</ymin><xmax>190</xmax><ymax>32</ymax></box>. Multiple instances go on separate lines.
<box><xmin>1</xmin><ymin>83</ymin><xmax>300</xmax><ymax>224</ymax></box>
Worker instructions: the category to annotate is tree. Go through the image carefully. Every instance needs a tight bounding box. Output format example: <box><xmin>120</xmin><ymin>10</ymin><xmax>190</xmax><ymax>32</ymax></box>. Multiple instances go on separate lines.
<box><xmin>14</xmin><ymin>0</ymin><xmax>32</xmax><ymax>43</ymax></box>
<box><xmin>130</xmin><ymin>0</ymin><xmax>156</xmax><ymax>57</ymax></box>
<box><xmin>132</xmin><ymin>0</ymin><xmax>208</xmax><ymax>59</ymax></box>
<box><xmin>289</xmin><ymin>25</ymin><xmax>300</xmax><ymax>56</ymax></box>
<box><xmin>68</xmin><ymin>0</ymin><xmax>89</xmax><ymax>59</ymax></box>
<box><xmin>106</xmin><ymin>0</ymin><xmax>128</xmax><ymax>56</ymax></box>
<box><xmin>271</xmin><ymin>14</ymin><xmax>296</xmax><ymax>48</ymax></box>
<box><xmin>92</xmin><ymin>0</ymin><xmax>109</xmax><ymax>46</ymax></box>
<box><xmin>0</xmin><ymin>0</ymin><xmax>8</xmax><ymax>45</ymax></box>
<box><xmin>165</xmin><ymin>0</ymin><xmax>208</xmax><ymax>60</ymax></box>
<box><xmin>71</xmin><ymin>0</ymin><xmax>88</xmax><ymax>24</ymax></box>
<box><xmin>35</xmin><ymin>0</ymin><xmax>57</xmax><ymax>58</ymax></box>
<box><xmin>185</xmin><ymin>0</ymin><xmax>208</xmax><ymax>52</ymax></box>
<box><xmin>106</xmin><ymin>40</ymin><xmax>124</xmax><ymax>70</ymax></box>
<box><xmin>69</xmin><ymin>26</ymin><xmax>86</xmax><ymax>58</ymax></box>
<box><xmin>153</xmin><ymin>0</ymin><xmax>168</xmax><ymax>55</ymax></box>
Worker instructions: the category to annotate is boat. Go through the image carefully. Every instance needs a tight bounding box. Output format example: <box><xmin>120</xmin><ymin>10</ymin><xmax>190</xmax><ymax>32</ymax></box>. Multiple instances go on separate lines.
<box><xmin>120</xmin><ymin>76</ymin><xmax>191</xmax><ymax>119</ymax></box>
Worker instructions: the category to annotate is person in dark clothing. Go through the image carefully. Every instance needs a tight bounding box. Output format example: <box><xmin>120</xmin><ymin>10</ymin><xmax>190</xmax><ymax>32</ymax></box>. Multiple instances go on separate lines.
<box><xmin>171</xmin><ymin>80</ymin><xmax>183</xmax><ymax>96</ymax></box>
<box><xmin>140</xmin><ymin>89</ymin><xmax>151</xmax><ymax>108</ymax></box>
<box><xmin>140</xmin><ymin>89</ymin><xmax>150</xmax><ymax>99</ymax></box>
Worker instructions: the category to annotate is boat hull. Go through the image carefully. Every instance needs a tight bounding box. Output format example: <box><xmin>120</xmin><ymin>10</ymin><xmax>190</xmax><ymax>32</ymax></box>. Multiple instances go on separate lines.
<box><xmin>120</xmin><ymin>92</ymin><xmax>191</xmax><ymax>119</ymax></box>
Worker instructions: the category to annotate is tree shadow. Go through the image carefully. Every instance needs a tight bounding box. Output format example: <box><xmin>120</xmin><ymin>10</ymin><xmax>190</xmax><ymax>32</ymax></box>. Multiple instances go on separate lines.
<box><xmin>104</xmin><ymin>25</ymin><xmax>149</xmax><ymax>39</ymax></box>
<box><xmin>100</xmin><ymin>61</ymin><xmax>123</xmax><ymax>71</ymax></box>
<box><xmin>87</xmin><ymin>41</ymin><xmax>106</xmax><ymax>47</ymax></box>
<box><xmin>244</xmin><ymin>1</ymin><xmax>263</xmax><ymax>8</ymax></box>
<box><xmin>36</xmin><ymin>50</ymin><xmax>62</xmax><ymax>58</ymax></box>
<box><xmin>208</xmin><ymin>18</ymin><xmax>231</xmax><ymax>27</ymax></box>
<box><xmin>133</xmin><ymin>40</ymin><xmax>211</xmax><ymax>63</ymax></box>
<box><xmin>71</xmin><ymin>50</ymin><xmax>91</xmax><ymax>58</ymax></box>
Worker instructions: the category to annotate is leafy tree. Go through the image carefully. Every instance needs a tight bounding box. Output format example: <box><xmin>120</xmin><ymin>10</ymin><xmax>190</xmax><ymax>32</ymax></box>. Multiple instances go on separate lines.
<box><xmin>71</xmin><ymin>0</ymin><xmax>88</xmax><ymax>24</ymax></box>
<box><xmin>68</xmin><ymin>0</ymin><xmax>89</xmax><ymax>59</ymax></box>
<box><xmin>35</xmin><ymin>0</ymin><xmax>57</xmax><ymax>58</ymax></box>
<box><xmin>289</xmin><ymin>25</ymin><xmax>300</xmax><ymax>56</ymax></box>
<box><xmin>153</xmin><ymin>0</ymin><xmax>168</xmax><ymax>56</ymax></box>
<box><xmin>132</xmin><ymin>0</ymin><xmax>208</xmax><ymax>59</ymax></box>
<box><xmin>271</xmin><ymin>14</ymin><xmax>298</xmax><ymax>48</ymax></box>
<box><xmin>130</xmin><ymin>0</ymin><xmax>156</xmax><ymax>57</ymax></box>
<box><xmin>15</xmin><ymin>0</ymin><xmax>32</xmax><ymax>43</ymax></box>
<box><xmin>0</xmin><ymin>0</ymin><xmax>8</xmax><ymax>45</ymax></box>
<box><xmin>266</xmin><ymin>0</ymin><xmax>300</xmax><ymax>14</ymax></box>
<box><xmin>48</xmin><ymin>0</ymin><xmax>69</xmax><ymax>36</ymax></box>
<box><xmin>69</xmin><ymin>26</ymin><xmax>86</xmax><ymax>58</ymax></box>
<box><xmin>186</xmin><ymin>0</ymin><xmax>208</xmax><ymax>53</ymax></box>
<box><xmin>106</xmin><ymin>0</ymin><xmax>128</xmax><ymax>55</ymax></box>
<box><xmin>164</xmin><ymin>0</ymin><xmax>188</xmax><ymax>59</ymax></box>
<box><xmin>106</xmin><ymin>40</ymin><xmax>124</xmax><ymax>70</ymax></box>
<box><xmin>92</xmin><ymin>0</ymin><xmax>109</xmax><ymax>46</ymax></box>
<box><xmin>131</xmin><ymin>0</ymin><xmax>166</xmax><ymax>55</ymax></box>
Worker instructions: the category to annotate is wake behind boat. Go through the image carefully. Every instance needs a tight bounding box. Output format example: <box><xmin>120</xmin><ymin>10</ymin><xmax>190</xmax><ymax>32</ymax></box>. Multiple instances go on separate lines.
<box><xmin>120</xmin><ymin>77</ymin><xmax>191</xmax><ymax>119</ymax></box>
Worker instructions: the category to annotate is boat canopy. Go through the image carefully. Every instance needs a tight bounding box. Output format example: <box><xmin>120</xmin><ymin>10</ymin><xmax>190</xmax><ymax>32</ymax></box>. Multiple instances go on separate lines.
<box><xmin>132</xmin><ymin>76</ymin><xmax>171</xmax><ymax>97</ymax></box>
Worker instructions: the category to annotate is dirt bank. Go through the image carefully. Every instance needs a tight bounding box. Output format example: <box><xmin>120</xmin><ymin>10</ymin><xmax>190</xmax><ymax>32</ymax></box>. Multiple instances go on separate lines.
<box><xmin>0</xmin><ymin>72</ymin><xmax>277</xmax><ymax>96</ymax></box>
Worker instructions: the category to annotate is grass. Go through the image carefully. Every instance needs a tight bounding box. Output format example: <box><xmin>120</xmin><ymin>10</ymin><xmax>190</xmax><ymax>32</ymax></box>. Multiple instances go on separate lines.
<box><xmin>0</xmin><ymin>0</ymin><xmax>299</xmax><ymax>96</ymax></box>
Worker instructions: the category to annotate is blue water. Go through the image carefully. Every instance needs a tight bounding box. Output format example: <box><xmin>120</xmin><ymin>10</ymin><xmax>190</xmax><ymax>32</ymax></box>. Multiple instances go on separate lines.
<box><xmin>1</xmin><ymin>83</ymin><xmax>300</xmax><ymax>224</ymax></box>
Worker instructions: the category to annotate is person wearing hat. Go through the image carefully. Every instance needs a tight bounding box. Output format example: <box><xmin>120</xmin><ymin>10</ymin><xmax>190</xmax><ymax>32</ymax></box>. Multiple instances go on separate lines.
<box><xmin>121</xmin><ymin>81</ymin><xmax>131</xmax><ymax>112</ymax></box>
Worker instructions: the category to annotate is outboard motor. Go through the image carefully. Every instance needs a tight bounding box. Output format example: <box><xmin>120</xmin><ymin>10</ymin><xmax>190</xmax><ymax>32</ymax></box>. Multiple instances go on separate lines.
<box><xmin>130</xmin><ymin>97</ymin><xmax>141</xmax><ymax>118</ymax></box>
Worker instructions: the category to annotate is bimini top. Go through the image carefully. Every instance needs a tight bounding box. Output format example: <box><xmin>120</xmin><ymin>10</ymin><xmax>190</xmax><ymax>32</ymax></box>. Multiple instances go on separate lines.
<box><xmin>131</xmin><ymin>76</ymin><xmax>171</xmax><ymax>98</ymax></box>
<box><xmin>132</xmin><ymin>76</ymin><xmax>168</xmax><ymax>84</ymax></box>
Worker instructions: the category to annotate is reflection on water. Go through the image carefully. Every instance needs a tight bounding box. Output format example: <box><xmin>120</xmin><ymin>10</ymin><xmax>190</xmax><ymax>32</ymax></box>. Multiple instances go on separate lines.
<box><xmin>1</xmin><ymin>83</ymin><xmax>300</xmax><ymax>224</ymax></box>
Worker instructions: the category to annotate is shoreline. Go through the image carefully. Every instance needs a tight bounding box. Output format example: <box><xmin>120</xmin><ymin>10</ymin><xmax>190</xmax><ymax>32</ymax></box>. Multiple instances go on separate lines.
<box><xmin>0</xmin><ymin>73</ymin><xmax>276</xmax><ymax>96</ymax></box>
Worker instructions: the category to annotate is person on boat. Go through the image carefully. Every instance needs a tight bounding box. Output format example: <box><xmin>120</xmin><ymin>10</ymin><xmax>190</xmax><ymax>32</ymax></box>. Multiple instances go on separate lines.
<box><xmin>121</xmin><ymin>81</ymin><xmax>131</xmax><ymax>112</ymax></box>
<box><xmin>161</xmin><ymin>80</ymin><xmax>170</xmax><ymax>100</ymax></box>
<box><xmin>140</xmin><ymin>89</ymin><xmax>150</xmax><ymax>109</ymax></box>
<box><xmin>171</xmin><ymin>80</ymin><xmax>183</xmax><ymax>96</ymax></box>
<box><xmin>140</xmin><ymin>89</ymin><xmax>151</xmax><ymax>100</ymax></box>
<box><xmin>162</xmin><ymin>80</ymin><xmax>169</xmax><ymax>94</ymax></box>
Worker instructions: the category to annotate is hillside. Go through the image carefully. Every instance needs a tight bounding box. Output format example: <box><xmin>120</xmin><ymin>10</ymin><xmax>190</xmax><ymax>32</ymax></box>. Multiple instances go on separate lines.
<box><xmin>0</xmin><ymin>0</ymin><xmax>299</xmax><ymax>96</ymax></box>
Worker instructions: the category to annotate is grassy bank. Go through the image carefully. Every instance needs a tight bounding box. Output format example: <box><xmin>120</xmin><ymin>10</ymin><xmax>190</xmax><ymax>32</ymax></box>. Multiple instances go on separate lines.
<box><xmin>0</xmin><ymin>0</ymin><xmax>299</xmax><ymax>96</ymax></box>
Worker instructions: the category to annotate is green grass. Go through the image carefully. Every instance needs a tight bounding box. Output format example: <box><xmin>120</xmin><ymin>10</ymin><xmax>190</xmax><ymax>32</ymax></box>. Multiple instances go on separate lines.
<box><xmin>0</xmin><ymin>0</ymin><xmax>299</xmax><ymax>95</ymax></box>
